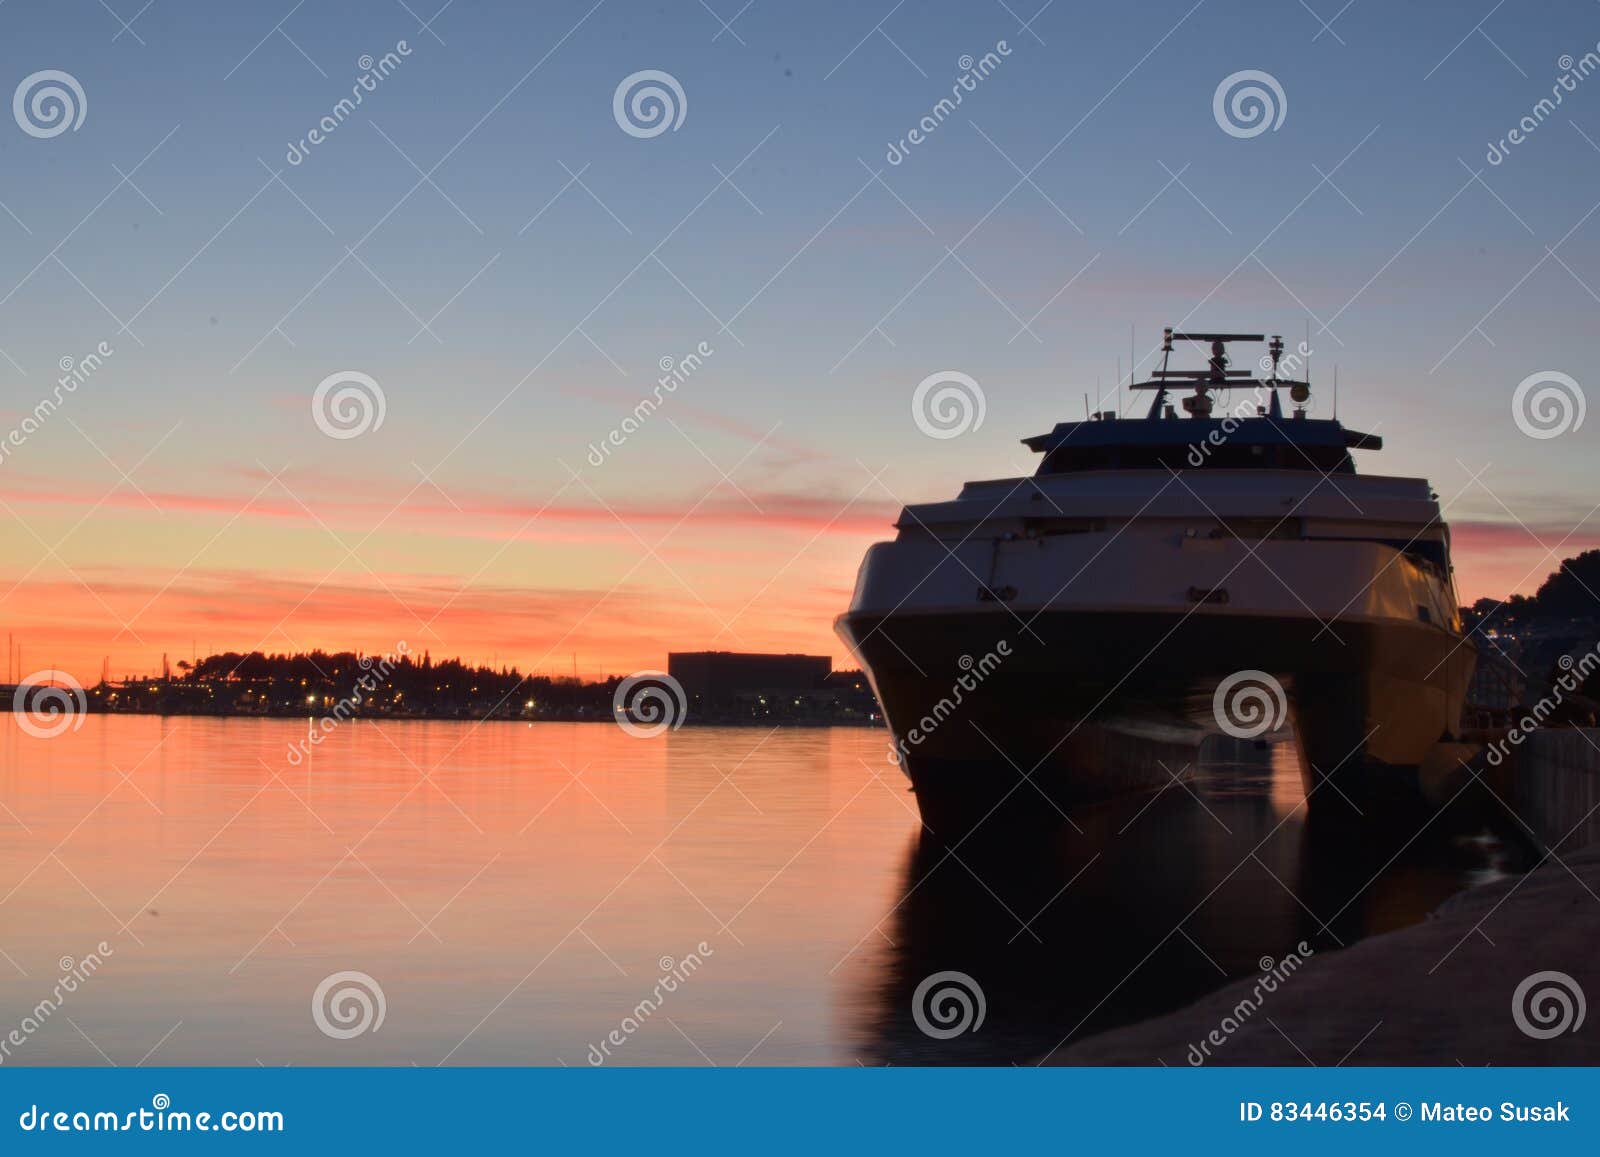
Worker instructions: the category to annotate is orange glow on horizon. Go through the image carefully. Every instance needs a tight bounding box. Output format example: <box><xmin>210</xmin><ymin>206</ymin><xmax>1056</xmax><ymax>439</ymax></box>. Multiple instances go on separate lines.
<box><xmin>2</xmin><ymin>481</ymin><xmax>1592</xmax><ymax>686</ymax></box>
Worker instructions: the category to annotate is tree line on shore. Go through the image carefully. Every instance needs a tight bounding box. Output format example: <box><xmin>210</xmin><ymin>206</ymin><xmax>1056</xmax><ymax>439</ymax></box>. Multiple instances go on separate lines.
<box><xmin>97</xmin><ymin>649</ymin><xmax>616</xmax><ymax>719</ymax></box>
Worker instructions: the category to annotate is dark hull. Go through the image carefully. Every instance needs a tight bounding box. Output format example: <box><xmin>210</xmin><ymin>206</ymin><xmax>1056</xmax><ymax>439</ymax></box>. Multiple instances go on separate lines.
<box><xmin>836</xmin><ymin>608</ymin><xmax>1475</xmax><ymax>839</ymax></box>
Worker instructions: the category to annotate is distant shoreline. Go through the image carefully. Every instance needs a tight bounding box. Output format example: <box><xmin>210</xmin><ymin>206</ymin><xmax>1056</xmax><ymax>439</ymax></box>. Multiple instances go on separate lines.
<box><xmin>6</xmin><ymin>648</ymin><xmax>885</xmax><ymax>731</ymax></box>
<box><xmin>65</xmin><ymin>707</ymin><xmax>883</xmax><ymax>729</ymax></box>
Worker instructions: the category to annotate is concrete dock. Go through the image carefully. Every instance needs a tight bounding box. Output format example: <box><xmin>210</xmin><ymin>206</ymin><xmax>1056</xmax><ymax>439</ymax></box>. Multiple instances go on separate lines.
<box><xmin>1050</xmin><ymin>730</ymin><xmax>1600</xmax><ymax>1066</ymax></box>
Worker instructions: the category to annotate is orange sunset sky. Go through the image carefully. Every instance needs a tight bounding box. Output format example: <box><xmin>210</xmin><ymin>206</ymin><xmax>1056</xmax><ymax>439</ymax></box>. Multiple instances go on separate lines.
<box><xmin>1</xmin><ymin>460</ymin><xmax>1591</xmax><ymax>685</ymax></box>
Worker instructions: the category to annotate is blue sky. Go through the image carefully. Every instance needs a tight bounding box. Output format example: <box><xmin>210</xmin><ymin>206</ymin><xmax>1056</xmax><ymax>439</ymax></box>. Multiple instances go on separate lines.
<box><xmin>2</xmin><ymin>0</ymin><xmax>1598</xmax><ymax>676</ymax></box>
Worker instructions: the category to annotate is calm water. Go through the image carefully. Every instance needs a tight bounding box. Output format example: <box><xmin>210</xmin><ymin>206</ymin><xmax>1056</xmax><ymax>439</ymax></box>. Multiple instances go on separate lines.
<box><xmin>0</xmin><ymin>716</ymin><xmax>1529</xmax><ymax>1066</ymax></box>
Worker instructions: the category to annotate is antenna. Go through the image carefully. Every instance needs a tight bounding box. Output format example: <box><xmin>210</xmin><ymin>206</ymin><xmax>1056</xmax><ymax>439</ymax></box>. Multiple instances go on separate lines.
<box><xmin>1146</xmin><ymin>327</ymin><xmax>1176</xmax><ymax>418</ymax></box>
<box><xmin>1333</xmin><ymin>365</ymin><xmax>1339</xmax><ymax>419</ymax></box>
<box><xmin>1305</xmin><ymin>319</ymin><xmax>1312</xmax><ymax>385</ymax></box>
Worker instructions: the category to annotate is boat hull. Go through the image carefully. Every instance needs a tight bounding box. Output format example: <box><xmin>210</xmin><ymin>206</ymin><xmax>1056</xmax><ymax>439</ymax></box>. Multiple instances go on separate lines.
<box><xmin>837</xmin><ymin>607</ymin><xmax>1475</xmax><ymax>839</ymax></box>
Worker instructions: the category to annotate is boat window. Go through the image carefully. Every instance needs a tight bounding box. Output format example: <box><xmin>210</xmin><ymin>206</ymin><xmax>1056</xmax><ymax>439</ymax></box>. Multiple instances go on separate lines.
<box><xmin>1036</xmin><ymin>442</ymin><xmax>1353</xmax><ymax>474</ymax></box>
<box><xmin>1403</xmin><ymin>539</ymin><xmax>1448</xmax><ymax>571</ymax></box>
<box><xmin>1021</xmin><ymin>517</ymin><xmax>1105</xmax><ymax>536</ymax></box>
<box><xmin>1207</xmin><ymin>519</ymin><xmax>1299</xmax><ymax>541</ymax></box>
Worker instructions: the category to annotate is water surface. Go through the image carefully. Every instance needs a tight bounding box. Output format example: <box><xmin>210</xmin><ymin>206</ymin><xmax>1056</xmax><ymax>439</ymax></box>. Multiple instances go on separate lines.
<box><xmin>0</xmin><ymin>717</ymin><xmax>1526</xmax><ymax>1065</ymax></box>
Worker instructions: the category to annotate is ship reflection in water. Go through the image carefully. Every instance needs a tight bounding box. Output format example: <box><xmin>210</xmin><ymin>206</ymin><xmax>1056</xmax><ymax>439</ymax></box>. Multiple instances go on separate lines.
<box><xmin>850</xmin><ymin>740</ymin><xmax>1534</xmax><ymax>1065</ymax></box>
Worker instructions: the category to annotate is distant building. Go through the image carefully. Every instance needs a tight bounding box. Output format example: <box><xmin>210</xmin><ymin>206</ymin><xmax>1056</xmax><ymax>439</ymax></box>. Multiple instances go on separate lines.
<box><xmin>667</xmin><ymin>651</ymin><xmax>831</xmax><ymax>717</ymax></box>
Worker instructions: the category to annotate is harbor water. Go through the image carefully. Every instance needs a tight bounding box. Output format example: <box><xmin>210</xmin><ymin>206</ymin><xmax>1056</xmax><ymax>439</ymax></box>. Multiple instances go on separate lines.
<box><xmin>0</xmin><ymin>717</ymin><xmax>1538</xmax><ymax>1065</ymax></box>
